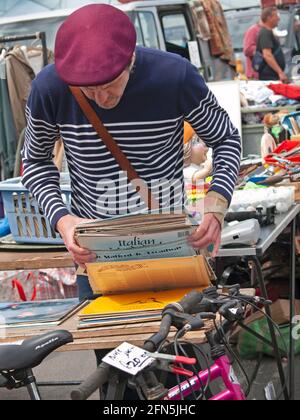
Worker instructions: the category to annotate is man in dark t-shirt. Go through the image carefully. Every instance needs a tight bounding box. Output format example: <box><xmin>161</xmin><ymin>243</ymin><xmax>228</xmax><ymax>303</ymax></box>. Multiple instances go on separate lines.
<box><xmin>256</xmin><ymin>7</ymin><xmax>287</xmax><ymax>82</ymax></box>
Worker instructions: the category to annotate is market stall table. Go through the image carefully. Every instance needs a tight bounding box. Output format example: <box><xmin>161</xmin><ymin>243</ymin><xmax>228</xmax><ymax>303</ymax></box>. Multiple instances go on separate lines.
<box><xmin>218</xmin><ymin>204</ymin><xmax>300</xmax><ymax>258</ymax></box>
<box><xmin>0</xmin><ymin>236</ymin><xmax>74</xmax><ymax>271</ymax></box>
<box><xmin>217</xmin><ymin>203</ymin><xmax>300</xmax><ymax>401</ymax></box>
<box><xmin>0</xmin><ymin>251</ymin><xmax>73</xmax><ymax>271</ymax></box>
<box><xmin>0</xmin><ymin>314</ymin><xmax>216</xmax><ymax>352</ymax></box>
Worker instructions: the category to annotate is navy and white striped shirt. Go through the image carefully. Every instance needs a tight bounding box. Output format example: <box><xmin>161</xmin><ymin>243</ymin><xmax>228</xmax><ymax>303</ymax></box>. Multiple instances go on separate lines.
<box><xmin>22</xmin><ymin>47</ymin><xmax>241</xmax><ymax>229</ymax></box>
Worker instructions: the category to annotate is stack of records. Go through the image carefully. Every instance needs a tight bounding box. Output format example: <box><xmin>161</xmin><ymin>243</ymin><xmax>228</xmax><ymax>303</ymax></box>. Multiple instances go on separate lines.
<box><xmin>77</xmin><ymin>288</ymin><xmax>194</xmax><ymax>329</ymax></box>
<box><xmin>0</xmin><ymin>299</ymin><xmax>86</xmax><ymax>330</ymax></box>
<box><xmin>75</xmin><ymin>213</ymin><xmax>198</xmax><ymax>263</ymax></box>
<box><xmin>74</xmin><ymin>213</ymin><xmax>213</xmax><ymax>330</ymax></box>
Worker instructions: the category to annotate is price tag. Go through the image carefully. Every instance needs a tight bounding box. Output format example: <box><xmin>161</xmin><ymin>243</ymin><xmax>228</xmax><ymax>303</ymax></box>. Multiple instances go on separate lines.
<box><xmin>102</xmin><ymin>342</ymin><xmax>154</xmax><ymax>376</ymax></box>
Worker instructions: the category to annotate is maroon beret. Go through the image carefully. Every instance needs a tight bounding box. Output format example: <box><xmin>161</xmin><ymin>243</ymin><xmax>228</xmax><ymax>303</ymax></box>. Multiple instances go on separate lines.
<box><xmin>55</xmin><ymin>4</ymin><xmax>137</xmax><ymax>86</ymax></box>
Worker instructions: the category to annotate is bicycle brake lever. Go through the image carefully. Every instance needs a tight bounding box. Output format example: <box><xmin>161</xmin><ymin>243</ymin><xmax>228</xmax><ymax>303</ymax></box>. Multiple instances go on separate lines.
<box><xmin>150</xmin><ymin>353</ymin><xmax>196</xmax><ymax>365</ymax></box>
<box><xmin>237</xmin><ymin>294</ymin><xmax>272</xmax><ymax>306</ymax></box>
<box><xmin>170</xmin><ymin>365</ymin><xmax>194</xmax><ymax>378</ymax></box>
<box><xmin>219</xmin><ymin>300</ymin><xmax>244</xmax><ymax>322</ymax></box>
<box><xmin>163</xmin><ymin>309</ymin><xmax>206</xmax><ymax>331</ymax></box>
<box><xmin>151</xmin><ymin>357</ymin><xmax>195</xmax><ymax>378</ymax></box>
<box><xmin>148</xmin><ymin>352</ymin><xmax>196</xmax><ymax>378</ymax></box>
<box><xmin>153</xmin><ymin>361</ymin><xmax>194</xmax><ymax>378</ymax></box>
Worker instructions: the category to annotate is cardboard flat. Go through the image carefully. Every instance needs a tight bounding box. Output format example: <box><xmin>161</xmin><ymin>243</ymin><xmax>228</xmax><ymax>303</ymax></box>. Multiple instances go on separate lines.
<box><xmin>79</xmin><ymin>288</ymin><xmax>200</xmax><ymax>317</ymax></box>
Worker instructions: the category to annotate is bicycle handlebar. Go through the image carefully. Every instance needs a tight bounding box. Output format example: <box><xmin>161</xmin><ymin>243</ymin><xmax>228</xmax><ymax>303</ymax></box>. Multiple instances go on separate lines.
<box><xmin>165</xmin><ymin>290</ymin><xmax>204</xmax><ymax>314</ymax></box>
<box><xmin>71</xmin><ymin>314</ymin><xmax>173</xmax><ymax>401</ymax></box>
<box><xmin>71</xmin><ymin>286</ymin><xmax>270</xmax><ymax>400</ymax></box>
<box><xmin>71</xmin><ymin>363</ymin><xmax>110</xmax><ymax>401</ymax></box>
<box><xmin>144</xmin><ymin>313</ymin><xmax>172</xmax><ymax>353</ymax></box>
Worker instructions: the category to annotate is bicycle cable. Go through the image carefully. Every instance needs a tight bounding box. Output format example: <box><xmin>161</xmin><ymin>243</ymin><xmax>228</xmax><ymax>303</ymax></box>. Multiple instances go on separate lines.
<box><xmin>213</xmin><ymin>318</ymin><xmax>251</xmax><ymax>396</ymax></box>
<box><xmin>218</xmin><ymin>294</ymin><xmax>289</xmax><ymax>400</ymax></box>
<box><xmin>181</xmin><ymin>341</ymin><xmax>211</xmax><ymax>398</ymax></box>
<box><xmin>174</xmin><ymin>331</ymin><xmax>204</xmax><ymax>401</ymax></box>
<box><xmin>218</xmin><ymin>294</ymin><xmax>289</xmax><ymax>357</ymax></box>
<box><xmin>173</xmin><ymin>332</ymin><xmax>186</xmax><ymax>401</ymax></box>
<box><xmin>234</xmin><ymin>299</ymin><xmax>289</xmax><ymax>401</ymax></box>
<box><xmin>176</xmin><ymin>338</ymin><xmax>212</xmax><ymax>401</ymax></box>
<box><xmin>159</xmin><ymin>335</ymin><xmax>210</xmax><ymax>401</ymax></box>
<box><xmin>157</xmin><ymin>339</ymin><xmax>171</xmax><ymax>353</ymax></box>
<box><xmin>248</xmin><ymin>353</ymin><xmax>264</xmax><ymax>397</ymax></box>
<box><xmin>178</xmin><ymin>342</ymin><xmax>206</xmax><ymax>401</ymax></box>
<box><xmin>136</xmin><ymin>385</ymin><xmax>146</xmax><ymax>401</ymax></box>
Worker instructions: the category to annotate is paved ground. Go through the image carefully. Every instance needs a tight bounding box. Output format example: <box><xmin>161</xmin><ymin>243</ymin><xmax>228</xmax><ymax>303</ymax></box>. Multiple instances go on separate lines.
<box><xmin>0</xmin><ymin>350</ymin><xmax>299</xmax><ymax>400</ymax></box>
<box><xmin>0</xmin><ymin>350</ymin><xmax>99</xmax><ymax>401</ymax></box>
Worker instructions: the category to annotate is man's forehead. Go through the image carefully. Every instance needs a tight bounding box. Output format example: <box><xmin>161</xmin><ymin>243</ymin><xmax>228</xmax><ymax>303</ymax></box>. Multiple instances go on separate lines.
<box><xmin>82</xmin><ymin>71</ymin><xmax>125</xmax><ymax>90</ymax></box>
<box><xmin>85</xmin><ymin>82</ymin><xmax>111</xmax><ymax>89</ymax></box>
<box><xmin>84</xmin><ymin>85</ymin><xmax>104</xmax><ymax>90</ymax></box>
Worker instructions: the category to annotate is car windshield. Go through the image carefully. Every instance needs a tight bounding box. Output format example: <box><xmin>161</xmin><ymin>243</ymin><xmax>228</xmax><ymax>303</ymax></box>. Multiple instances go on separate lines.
<box><xmin>225</xmin><ymin>8</ymin><xmax>290</xmax><ymax>52</ymax></box>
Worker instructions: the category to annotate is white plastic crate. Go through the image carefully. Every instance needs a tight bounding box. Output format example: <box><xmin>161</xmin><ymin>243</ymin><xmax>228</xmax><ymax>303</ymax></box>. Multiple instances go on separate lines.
<box><xmin>0</xmin><ymin>174</ymin><xmax>71</xmax><ymax>244</ymax></box>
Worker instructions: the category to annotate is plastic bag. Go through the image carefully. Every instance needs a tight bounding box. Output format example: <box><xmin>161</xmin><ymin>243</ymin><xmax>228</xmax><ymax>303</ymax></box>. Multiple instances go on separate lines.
<box><xmin>0</xmin><ymin>268</ymin><xmax>77</xmax><ymax>302</ymax></box>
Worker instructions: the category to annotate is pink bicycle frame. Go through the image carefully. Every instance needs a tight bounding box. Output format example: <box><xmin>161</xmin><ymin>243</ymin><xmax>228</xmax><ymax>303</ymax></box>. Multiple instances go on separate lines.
<box><xmin>164</xmin><ymin>355</ymin><xmax>246</xmax><ymax>401</ymax></box>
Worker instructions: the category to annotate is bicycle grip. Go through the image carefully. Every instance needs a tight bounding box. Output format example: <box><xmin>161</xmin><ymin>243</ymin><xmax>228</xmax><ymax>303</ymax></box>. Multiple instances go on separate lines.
<box><xmin>164</xmin><ymin>290</ymin><xmax>204</xmax><ymax>314</ymax></box>
<box><xmin>189</xmin><ymin>298</ymin><xmax>216</xmax><ymax>314</ymax></box>
<box><xmin>71</xmin><ymin>363</ymin><xmax>110</xmax><ymax>400</ymax></box>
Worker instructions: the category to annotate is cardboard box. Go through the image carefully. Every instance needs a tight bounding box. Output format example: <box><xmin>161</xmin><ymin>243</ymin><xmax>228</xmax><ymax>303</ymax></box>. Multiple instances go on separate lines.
<box><xmin>275</xmin><ymin>181</ymin><xmax>300</xmax><ymax>201</ymax></box>
<box><xmin>269</xmin><ymin>299</ymin><xmax>300</xmax><ymax>324</ymax></box>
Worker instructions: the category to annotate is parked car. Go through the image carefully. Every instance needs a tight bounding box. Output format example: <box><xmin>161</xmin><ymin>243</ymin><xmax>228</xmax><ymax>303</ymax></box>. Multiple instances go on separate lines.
<box><xmin>0</xmin><ymin>0</ymin><xmax>235</xmax><ymax>82</ymax></box>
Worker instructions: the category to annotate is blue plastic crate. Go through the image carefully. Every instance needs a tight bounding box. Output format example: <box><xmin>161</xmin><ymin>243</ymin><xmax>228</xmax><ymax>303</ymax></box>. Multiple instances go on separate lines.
<box><xmin>282</xmin><ymin>111</ymin><xmax>300</xmax><ymax>133</ymax></box>
<box><xmin>0</xmin><ymin>174</ymin><xmax>71</xmax><ymax>244</ymax></box>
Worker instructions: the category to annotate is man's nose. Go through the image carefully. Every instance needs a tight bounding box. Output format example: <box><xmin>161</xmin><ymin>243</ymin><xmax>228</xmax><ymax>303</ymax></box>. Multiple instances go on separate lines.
<box><xmin>95</xmin><ymin>89</ymin><xmax>110</xmax><ymax>103</ymax></box>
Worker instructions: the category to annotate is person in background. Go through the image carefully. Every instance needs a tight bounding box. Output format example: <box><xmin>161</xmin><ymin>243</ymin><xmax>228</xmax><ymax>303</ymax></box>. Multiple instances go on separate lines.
<box><xmin>243</xmin><ymin>20</ymin><xmax>262</xmax><ymax>79</ymax></box>
<box><xmin>256</xmin><ymin>7</ymin><xmax>287</xmax><ymax>82</ymax></box>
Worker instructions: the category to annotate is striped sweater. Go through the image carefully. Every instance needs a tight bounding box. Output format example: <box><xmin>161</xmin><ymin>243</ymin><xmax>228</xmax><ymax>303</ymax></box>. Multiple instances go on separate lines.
<box><xmin>22</xmin><ymin>47</ymin><xmax>241</xmax><ymax>229</ymax></box>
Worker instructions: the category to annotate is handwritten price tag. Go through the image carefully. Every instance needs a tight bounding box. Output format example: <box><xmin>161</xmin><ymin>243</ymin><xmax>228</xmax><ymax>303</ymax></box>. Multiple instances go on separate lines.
<box><xmin>102</xmin><ymin>342</ymin><xmax>154</xmax><ymax>376</ymax></box>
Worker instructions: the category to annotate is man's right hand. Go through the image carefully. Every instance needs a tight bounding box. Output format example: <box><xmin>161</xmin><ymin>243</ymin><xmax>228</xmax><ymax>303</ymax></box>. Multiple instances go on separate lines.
<box><xmin>279</xmin><ymin>71</ymin><xmax>288</xmax><ymax>83</ymax></box>
<box><xmin>56</xmin><ymin>215</ymin><xmax>97</xmax><ymax>268</ymax></box>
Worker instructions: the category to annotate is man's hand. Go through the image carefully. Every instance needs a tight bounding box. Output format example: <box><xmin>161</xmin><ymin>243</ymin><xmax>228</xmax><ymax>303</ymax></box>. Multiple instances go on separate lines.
<box><xmin>57</xmin><ymin>215</ymin><xmax>97</xmax><ymax>268</ymax></box>
<box><xmin>188</xmin><ymin>213</ymin><xmax>222</xmax><ymax>258</ymax></box>
<box><xmin>278</xmin><ymin>71</ymin><xmax>288</xmax><ymax>84</ymax></box>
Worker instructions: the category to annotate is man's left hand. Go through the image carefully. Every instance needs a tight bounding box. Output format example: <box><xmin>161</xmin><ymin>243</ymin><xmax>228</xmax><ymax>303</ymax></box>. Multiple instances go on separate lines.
<box><xmin>188</xmin><ymin>213</ymin><xmax>222</xmax><ymax>258</ymax></box>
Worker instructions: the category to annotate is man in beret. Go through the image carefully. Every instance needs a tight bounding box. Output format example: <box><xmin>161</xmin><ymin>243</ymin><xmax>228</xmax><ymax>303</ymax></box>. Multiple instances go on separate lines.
<box><xmin>22</xmin><ymin>4</ymin><xmax>241</xmax><ymax>303</ymax></box>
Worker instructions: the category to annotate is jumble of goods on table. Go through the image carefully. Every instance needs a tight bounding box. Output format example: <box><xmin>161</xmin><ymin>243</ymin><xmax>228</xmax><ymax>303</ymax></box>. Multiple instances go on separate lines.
<box><xmin>185</xmin><ymin>80</ymin><xmax>300</xmax><ymax>249</ymax></box>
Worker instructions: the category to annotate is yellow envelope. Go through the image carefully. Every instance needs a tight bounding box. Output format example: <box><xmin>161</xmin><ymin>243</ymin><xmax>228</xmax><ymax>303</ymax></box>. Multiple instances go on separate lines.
<box><xmin>86</xmin><ymin>255</ymin><xmax>213</xmax><ymax>296</ymax></box>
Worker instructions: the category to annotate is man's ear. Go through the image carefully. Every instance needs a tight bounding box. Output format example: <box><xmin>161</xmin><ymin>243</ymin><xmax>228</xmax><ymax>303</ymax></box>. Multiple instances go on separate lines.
<box><xmin>130</xmin><ymin>53</ymin><xmax>136</xmax><ymax>71</ymax></box>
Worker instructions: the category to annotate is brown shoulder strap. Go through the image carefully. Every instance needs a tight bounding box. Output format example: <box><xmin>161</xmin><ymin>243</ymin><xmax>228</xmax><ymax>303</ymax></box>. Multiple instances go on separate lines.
<box><xmin>69</xmin><ymin>86</ymin><xmax>159</xmax><ymax>210</ymax></box>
